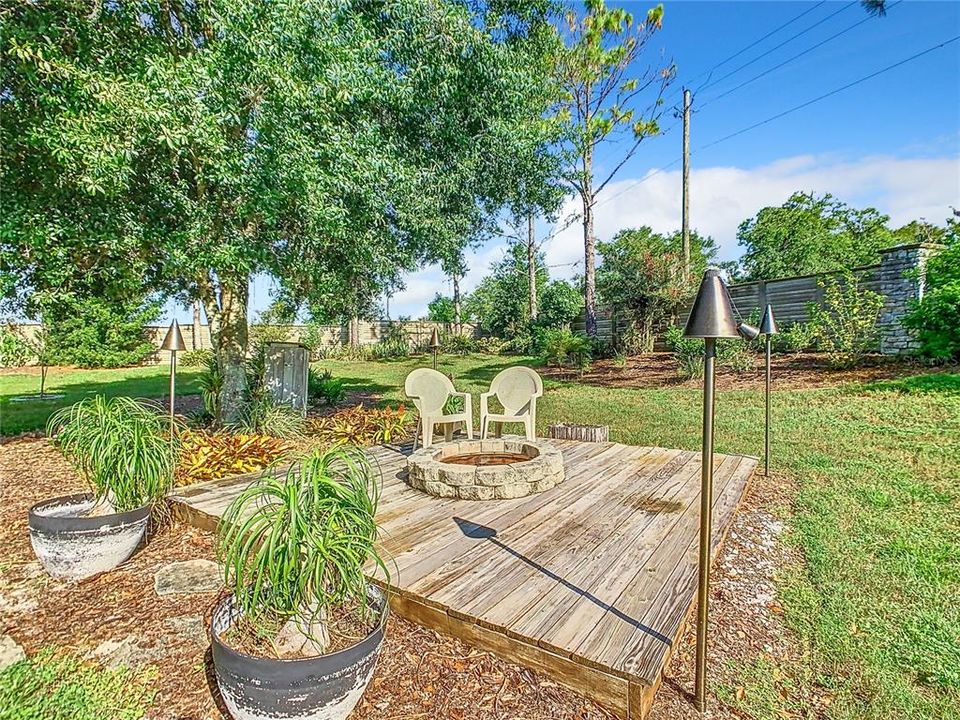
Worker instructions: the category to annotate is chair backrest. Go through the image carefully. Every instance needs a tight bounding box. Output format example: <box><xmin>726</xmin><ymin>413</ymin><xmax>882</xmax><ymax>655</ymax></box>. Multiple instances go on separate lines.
<box><xmin>404</xmin><ymin>368</ymin><xmax>455</xmax><ymax>414</ymax></box>
<box><xmin>491</xmin><ymin>366</ymin><xmax>542</xmax><ymax>414</ymax></box>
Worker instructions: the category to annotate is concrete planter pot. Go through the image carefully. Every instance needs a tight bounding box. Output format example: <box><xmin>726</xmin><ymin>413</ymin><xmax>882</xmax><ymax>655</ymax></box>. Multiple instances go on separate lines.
<box><xmin>28</xmin><ymin>493</ymin><xmax>150</xmax><ymax>581</ymax></box>
<box><xmin>211</xmin><ymin>586</ymin><xmax>388</xmax><ymax>720</ymax></box>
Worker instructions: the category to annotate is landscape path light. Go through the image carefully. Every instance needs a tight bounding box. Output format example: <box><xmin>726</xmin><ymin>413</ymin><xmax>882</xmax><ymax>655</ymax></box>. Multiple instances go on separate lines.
<box><xmin>759</xmin><ymin>304</ymin><xmax>779</xmax><ymax>477</ymax></box>
<box><xmin>429</xmin><ymin>327</ymin><xmax>441</xmax><ymax>371</ymax></box>
<box><xmin>160</xmin><ymin>319</ymin><xmax>187</xmax><ymax>441</ymax></box>
<box><xmin>683</xmin><ymin>268</ymin><xmax>756</xmax><ymax>712</ymax></box>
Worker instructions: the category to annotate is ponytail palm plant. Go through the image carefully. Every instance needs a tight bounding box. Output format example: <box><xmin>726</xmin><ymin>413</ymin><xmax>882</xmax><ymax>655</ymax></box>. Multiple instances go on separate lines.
<box><xmin>217</xmin><ymin>445</ymin><xmax>388</xmax><ymax>655</ymax></box>
<box><xmin>46</xmin><ymin>396</ymin><xmax>176</xmax><ymax>512</ymax></box>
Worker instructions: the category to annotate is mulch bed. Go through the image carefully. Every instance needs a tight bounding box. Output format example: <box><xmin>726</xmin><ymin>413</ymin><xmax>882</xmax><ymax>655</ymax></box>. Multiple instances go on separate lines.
<box><xmin>1</xmin><ymin>437</ymin><xmax>803</xmax><ymax>719</ymax></box>
<box><xmin>540</xmin><ymin>351</ymin><xmax>946</xmax><ymax>391</ymax></box>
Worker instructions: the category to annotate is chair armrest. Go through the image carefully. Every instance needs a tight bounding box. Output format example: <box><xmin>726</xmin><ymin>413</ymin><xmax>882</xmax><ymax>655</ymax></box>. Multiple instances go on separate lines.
<box><xmin>457</xmin><ymin>391</ymin><xmax>473</xmax><ymax>419</ymax></box>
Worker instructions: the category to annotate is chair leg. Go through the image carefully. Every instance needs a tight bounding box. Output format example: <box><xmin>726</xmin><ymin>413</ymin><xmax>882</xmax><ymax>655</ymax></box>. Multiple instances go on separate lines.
<box><xmin>465</xmin><ymin>419</ymin><xmax>474</xmax><ymax>440</ymax></box>
<box><xmin>480</xmin><ymin>416</ymin><xmax>487</xmax><ymax>439</ymax></box>
<box><xmin>423</xmin><ymin>419</ymin><xmax>434</xmax><ymax>449</ymax></box>
<box><xmin>444</xmin><ymin>423</ymin><xmax>454</xmax><ymax>442</ymax></box>
<box><xmin>525</xmin><ymin>417</ymin><xmax>534</xmax><ymax>440</ymax></box>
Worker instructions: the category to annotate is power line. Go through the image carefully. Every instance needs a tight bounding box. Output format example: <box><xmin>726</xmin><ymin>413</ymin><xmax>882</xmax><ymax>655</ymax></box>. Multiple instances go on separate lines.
<box><xmin>666</xmin><ymin>1</ymin><xmax>827</xmax><ymax>102</ymax></box>
<box><xmin>696</xmin><ymin>35</ymin><xmax>960</xmax><ymax>153</ymax></box>
<box><xmin>698</xmin><ymin>1</ymin><xmax>858</xmax><ymax>95</ymax></box>
<box><xmin>593</xmin><ymin>35</ymin><xmax>960</xmax><ymax>209</ymax></box>
<box><xmin>701</xmin><ymin>0</ymin><xmax>902</xmax><ymax>108</ymax></box>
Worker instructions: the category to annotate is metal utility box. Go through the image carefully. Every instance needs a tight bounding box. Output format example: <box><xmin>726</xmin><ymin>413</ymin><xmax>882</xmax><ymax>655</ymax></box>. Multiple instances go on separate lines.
<box><xmin>265</xmin><ymin>342</ymin><xmax>310</xmax><ymax>414</ymax></box>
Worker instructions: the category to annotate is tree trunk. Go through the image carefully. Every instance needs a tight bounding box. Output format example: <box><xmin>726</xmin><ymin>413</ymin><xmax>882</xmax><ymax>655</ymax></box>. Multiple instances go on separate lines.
<box><xmin>452</xmin><ymin>272</ymin><xmax>462</xmax><ymax>334</ymax></box>
<box><xmin>349</xmin><ymin>316</ymin><xmax>360</xmax><ymax>346</ymax></box>
<box><xmin>527</xmin><ymin>211</ymin><xmax>538</xmax><ymax>322</ymax></box>
<box><xmin>192</xmin><ymin>301</ymin><xmax>202</xmax><ymax>350</ymax></box>
<box><xmin>217</xmin><ymin>281</ymin><xmax>249</xmax><ymax>424</ymax></box>
<box><xmin>582</xmin><ymin>190</ymin><xmax>597</xmax><ymax>337</ymax></box>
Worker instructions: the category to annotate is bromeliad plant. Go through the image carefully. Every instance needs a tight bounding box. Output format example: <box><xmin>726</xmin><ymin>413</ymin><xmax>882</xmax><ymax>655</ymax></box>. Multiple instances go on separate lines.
<box><xmin>217</xmin><ymin>445</ymin><xmax>389</xmax><ymax>656</ymax></box>
<box><xmin>47</xmin><ymin>396</ymin><xmax>176</xmax><ymax>512</ymax></box>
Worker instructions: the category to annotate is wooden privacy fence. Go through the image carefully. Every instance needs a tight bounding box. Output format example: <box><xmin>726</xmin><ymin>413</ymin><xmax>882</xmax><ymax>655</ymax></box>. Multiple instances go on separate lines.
<box><xmin>578</xmin><ymin>243</ymin><xmax>943</xmax><ymax>356</ymax></box>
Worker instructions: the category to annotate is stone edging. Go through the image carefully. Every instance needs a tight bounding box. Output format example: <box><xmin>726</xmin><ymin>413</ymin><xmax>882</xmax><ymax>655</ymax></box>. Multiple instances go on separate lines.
<box><xmin>406</xmin><ymin>438</ymin><xmax>565</xmax><ymax>501</ymax></box>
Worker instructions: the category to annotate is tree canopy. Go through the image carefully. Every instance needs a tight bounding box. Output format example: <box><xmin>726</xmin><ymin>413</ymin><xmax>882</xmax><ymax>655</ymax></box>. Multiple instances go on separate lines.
<box><xmin>597</xmin><ymin>226</ymin><xmax>718</xmax><ymax>351</ymax></box>
<box><xmin>736</xmin><ymin>192</ymin><xmax>900</xmax><ymax>280</ymax></box>
<box><xmin>2</xmin><ymin>0</ymin><xmax>563</xmax><ymax>414</ymax></box>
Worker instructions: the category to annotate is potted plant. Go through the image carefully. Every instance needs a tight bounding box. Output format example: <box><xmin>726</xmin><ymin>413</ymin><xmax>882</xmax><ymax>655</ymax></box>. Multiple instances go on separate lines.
<box><xmin>30</xmin><ymin>396</ymin><xmax>176</xmax><ymax>581</ymax></box>
<box><xmin>211</xmin><ymin>445</ymin><xmax>389</xmax><ymax>720</ymax></box>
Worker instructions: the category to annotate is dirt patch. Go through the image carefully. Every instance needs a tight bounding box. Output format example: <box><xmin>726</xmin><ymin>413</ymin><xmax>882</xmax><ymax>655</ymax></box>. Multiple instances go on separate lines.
<box><xmin>1</xmin><ymin>437</ymin><xmax>805</xmax><ymax>719</ymax></box>
<box><xmin>541</xmin><ymin>351</ymin><xmax>948</xmax><ymax>392</ymax></box>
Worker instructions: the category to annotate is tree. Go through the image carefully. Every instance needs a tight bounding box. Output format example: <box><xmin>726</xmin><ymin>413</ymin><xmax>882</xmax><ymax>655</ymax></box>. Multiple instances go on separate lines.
<box><xmin>597</xmin><ymin>227</ymin><xmax>718</xmax><ymax>351</ymax></box>
<box><xmin>539</xmin><ymin>280</ymin><xmax>583</xmax><ymax>329</ymax></box>
<box><xmin>555</xmin><ymin>0</ymin><xmax>673</xmax><ymax>336</ymax></box>
<box><xmin>3</xmin><ymin>0</ymin><xmax>562</xmax><ymax>419</ymax></box>
<box><xmin>465</xmin><ymin>244</ymin><xmax>548</xmax><ymax>337</ymax></box>
<box><xmin>426</xmin><ymin>294</ymin><xmax>457</xmax><ymax>324</ymax></box>
<box><xmin>903</xmin><ymin>212</ymin><xmax>960</xmax><ymax>360</ymax></box>
<box><xmin>736</xmin><ymin>192</ymin><xmax>897</xmax><ymax>280</ymax></box>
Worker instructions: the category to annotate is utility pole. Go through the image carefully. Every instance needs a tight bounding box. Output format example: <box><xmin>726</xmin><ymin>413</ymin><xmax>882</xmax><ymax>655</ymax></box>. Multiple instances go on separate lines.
<box><xmin>527</xmin><ymin>211</ymin><xmax>538</xmax><ymax>321</ymax></box>
<box><xmin>682</xmin><ymin>88</ymin><xmax>692</xmax><ymax>277</ymax></box>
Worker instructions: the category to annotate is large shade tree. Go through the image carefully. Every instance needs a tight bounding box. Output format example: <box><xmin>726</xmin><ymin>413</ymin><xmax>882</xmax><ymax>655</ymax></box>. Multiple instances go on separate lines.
<box><xmin>3</xmin><ymin>0</ymin><xmax>562</xmax><ymax>418</ymax></box>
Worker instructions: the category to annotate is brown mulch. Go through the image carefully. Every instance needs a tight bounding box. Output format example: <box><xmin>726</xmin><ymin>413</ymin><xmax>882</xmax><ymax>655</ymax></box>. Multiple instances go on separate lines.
<box><xmin>0</xmin><ymin>437</ymin><xmax>803</xmax><ymax>719</ymax></box>
<box><xmin>541</xmin><ymin>351</ymin><xmax>947</xmax><ymax>391</ymax></box>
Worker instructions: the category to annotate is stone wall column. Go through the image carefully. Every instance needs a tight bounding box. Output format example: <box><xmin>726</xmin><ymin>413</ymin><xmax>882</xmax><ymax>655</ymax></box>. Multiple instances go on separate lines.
<box><xmin>877</xmin><ymin>243</ymin><xmax>943</xmax><ymax>355</ymax></box>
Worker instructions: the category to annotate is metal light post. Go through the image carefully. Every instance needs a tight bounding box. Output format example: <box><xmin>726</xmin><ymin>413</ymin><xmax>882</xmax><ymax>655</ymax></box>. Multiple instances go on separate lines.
<box><xmin>684</xmin><ymin>269</ymin><xmax>756</xmax><ymax>712</ymax></box>
<box><xmin>160</xmin><ymin>319</ymin><xmax>187</xmax><ymax>440</ymax></box>
<box><xmin>429</xmin><ymin>327</ymin><xmax>441</xmax><ymax>371</ymax></box>
<box><xmin>759</xmin><ymin>305</ymin><xmax>779</xmax><ymax>477</ymax></box>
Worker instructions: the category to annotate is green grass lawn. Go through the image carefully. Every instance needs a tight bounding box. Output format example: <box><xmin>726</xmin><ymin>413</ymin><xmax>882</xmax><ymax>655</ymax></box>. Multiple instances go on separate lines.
<box><xmin>0</xmin><ymin>364</ymin><xmax>202</xmax><ymax>436</ymax></box>
<box><xmin>3</xmin><ymin>353</ymin><xmax>958</xmax><ymax>718</ymax></box>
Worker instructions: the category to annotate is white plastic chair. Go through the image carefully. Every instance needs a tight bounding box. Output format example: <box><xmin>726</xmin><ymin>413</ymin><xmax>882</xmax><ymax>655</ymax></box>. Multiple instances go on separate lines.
<box><xmin>480</xmin><ymin>366</ymin><xmax>542</xmax><ymax>441</ymax></box>
<box><xmin>404</xmin><ymin>368</ymin><xmax>473</xmax><ymax>449</ymax></box>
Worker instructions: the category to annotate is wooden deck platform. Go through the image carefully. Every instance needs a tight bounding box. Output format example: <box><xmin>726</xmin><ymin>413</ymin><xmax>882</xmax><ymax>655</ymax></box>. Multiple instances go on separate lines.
<box><xmin>171</xmin><ymin>439</ymin><xmax>756</xmax><ymax>718</ymax></box>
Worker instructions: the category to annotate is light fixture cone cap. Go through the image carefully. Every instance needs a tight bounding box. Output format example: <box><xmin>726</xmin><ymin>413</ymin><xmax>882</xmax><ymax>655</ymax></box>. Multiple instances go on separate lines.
<box><xmin>738</xmin><ymin>322</ymin><xmax>761</xmax><ymax>341</ymax></box>
<box><xmin>429</xmin><ymin>327</ymin><xmax>441</xmax><ymax>349</ymax></box>
<box><xmin>759</xmin><ymin>304</ymin><xmax>779</xmax><ymax>335</ymax></box>
<box><xmin>160</xmin><ymin>319</ymin><xmax>187</xmax><ymax>351</ymax></box>
<box><xmin>683</xmin><ymin>269</ymin><xmax>740</xmax><ymax>338</ymax></box>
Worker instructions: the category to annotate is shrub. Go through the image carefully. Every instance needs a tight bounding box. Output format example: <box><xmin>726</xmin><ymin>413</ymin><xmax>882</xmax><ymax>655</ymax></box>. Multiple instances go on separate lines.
<box><xmin>176</xmin><ymin>429</ymin><xmax>294</xmax><ymax>485</ymax></box>
<box><xmin>903</xmin><ymin>242</ymin><xmax>960</xmax><ymax>361</ymax></box>
<box><xmin>228</xmin><ymin>397</ymin><xmax>305</xmax><ymax>439</ymax></box>
<box><xmin>179</xmin><ymin>348</ymin><xmax>213</xmax><ymax>367</ymax></box>
<box><xmin>772</xmin><ymin>321</ymin><xmax>819</xmax><ymax>354</ymax></box>
<box><xmin>663</xmin><ymin>326</ymin><xmax>756</xmax><ymax>379</ymax></box>
<box><xmin>807</xmin><ymin>272</ymin><xmax>884</xmax><ymax>368</ymax></box>
<box><xmin>218</xmin><ymin>446</ymin><xmax>387</xmax><ymax>654</ymax></box>
<box><xmin>474</xmin><ymin>336</ymin><xmax>505</xmax><ymax>355</ymax></box>
<box><xmin>309</xmin><ymin>368</ymin><xmax>346</xmax><ymax>406</ymax></box>
<box><xmin>197</xmin><ymin>353</ymin><xmax>223</xmax><ymax>420</ymax></box>
<box><xmin>536</xmin><ymin>327</ymin><xmax>592</xmax><ymax>370</ymax></box>
<box><xmin>443</xmin><ymin>332</ymin><xmax>476</xmax><ymax>355</ymax></box>
<box><xmin>307</xmin><ymin>405</ymin><xmax>411</xmax><ymax>446</ymax></box>
<box><xmin>41</xmin><ymin>295</ymin><xmax>160</xmax><ymax>368</ymax></box>
<box><xmin>0</xmin><ymin>324</ymin><xmax>34</xmax><ymax>367</ymax></box>
<box><xmin>47</xmin><ymin>396</ymin><xmax>176</xmax><ymax>511</ymax></box>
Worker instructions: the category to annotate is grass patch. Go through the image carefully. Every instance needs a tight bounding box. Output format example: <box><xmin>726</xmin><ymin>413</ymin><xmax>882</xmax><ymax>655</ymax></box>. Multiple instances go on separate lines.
<box><xmin>0</xmin><ymin>650</ymin><xmax>156</xmax><ymax>720</ymax></box>
<box><xmin>0</xmin><ymin>364</ymin><xmax>201</xmax><ymax>436</ymax></box>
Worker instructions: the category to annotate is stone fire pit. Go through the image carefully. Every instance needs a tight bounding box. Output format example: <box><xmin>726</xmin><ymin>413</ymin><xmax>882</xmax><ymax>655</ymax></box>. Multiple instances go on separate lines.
<box><xmin>406</xmin><ymin>438</ymin><xmax>565</xmax><ymax>500</ymax></box>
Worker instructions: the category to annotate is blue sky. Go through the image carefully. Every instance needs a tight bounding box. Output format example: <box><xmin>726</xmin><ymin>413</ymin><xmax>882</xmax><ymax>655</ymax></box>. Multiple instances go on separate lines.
<box><xmin>164</xmin><ymin>0</ymin><xmax>960</xmax><ymax>324</ymax></box>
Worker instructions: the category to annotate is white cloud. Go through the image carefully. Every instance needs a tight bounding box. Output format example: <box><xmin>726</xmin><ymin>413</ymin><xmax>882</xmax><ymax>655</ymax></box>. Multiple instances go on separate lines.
<box><xmin>385</xmin><ymin>153</ymin><xmax>960</xmax><ymax>317</ymax></box>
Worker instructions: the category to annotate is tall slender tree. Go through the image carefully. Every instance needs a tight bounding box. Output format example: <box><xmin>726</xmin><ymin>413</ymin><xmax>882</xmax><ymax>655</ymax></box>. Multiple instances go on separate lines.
<box><xmin>555</xmin><ymin>0</ymin><xmax>673</xmax><ymax>336</ymax></box>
